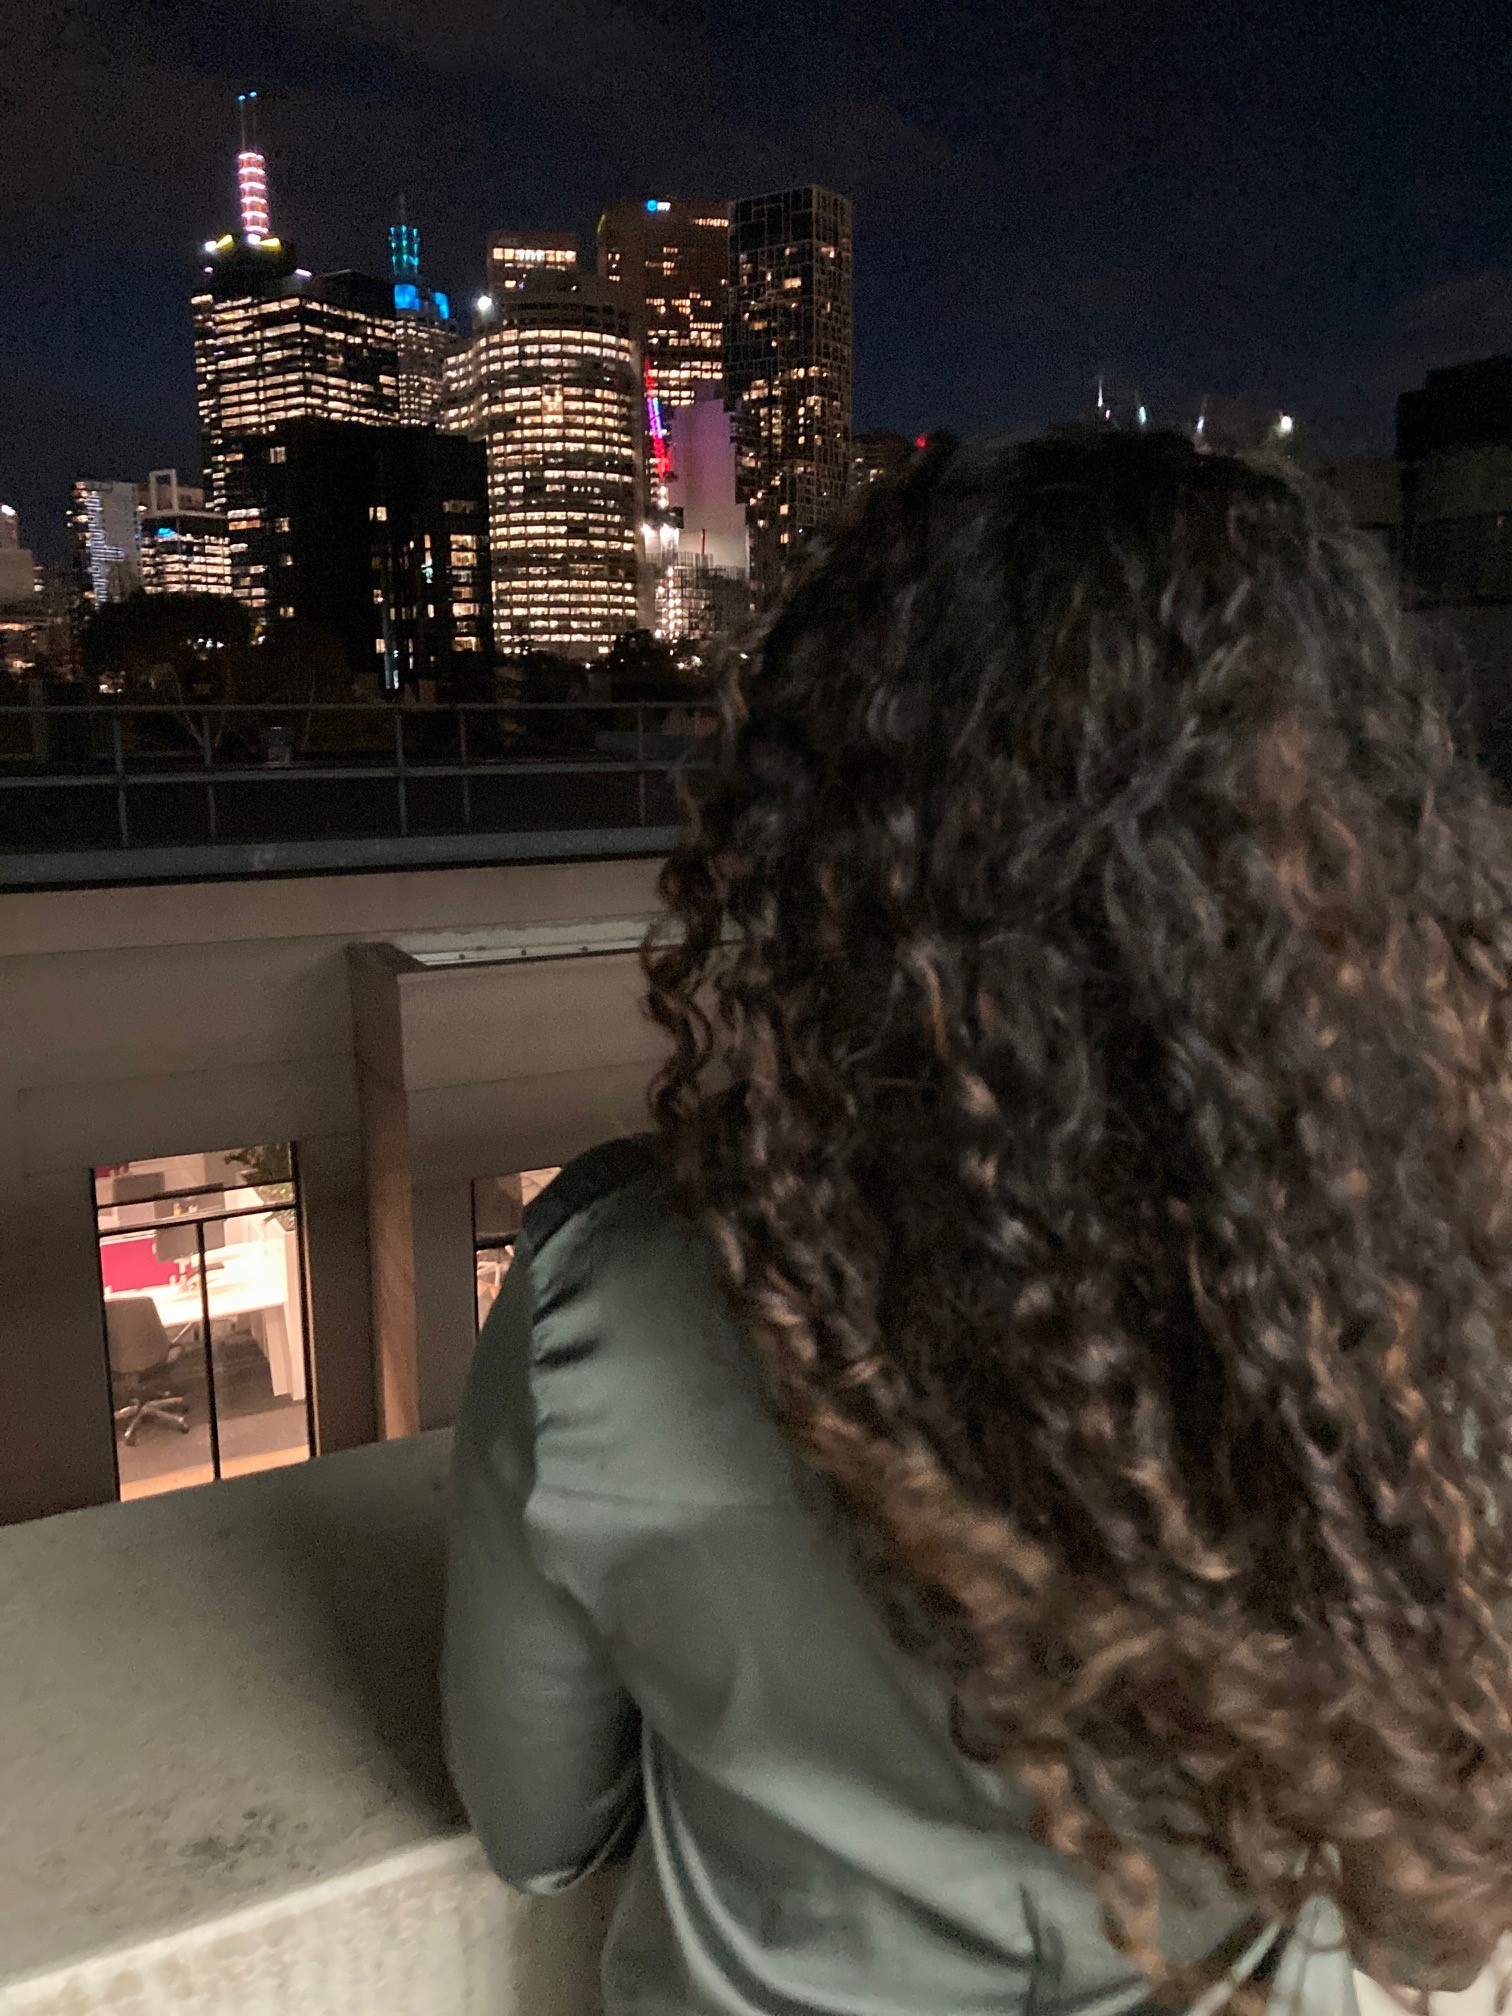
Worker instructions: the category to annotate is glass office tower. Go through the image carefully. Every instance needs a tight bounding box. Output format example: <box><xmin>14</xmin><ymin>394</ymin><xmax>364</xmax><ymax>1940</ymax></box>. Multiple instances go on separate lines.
<box><xmin>725</xmin><ymin>185</ymin><xmax>853</xmax><ymax>605</ymax></box>
<box><xmin>69</xmin><ymin>480</ymin><xmax>143</xmax><ymax>606</ymax></box>
<box><xmin>443</xmin><ymin>273</ymin><xmax>640</xmax><ymax>660</ymax></box>
<box><xmin>597</xmin><ymin>198</ymin><xmax>730</xmax><ymax>411</ymax></box>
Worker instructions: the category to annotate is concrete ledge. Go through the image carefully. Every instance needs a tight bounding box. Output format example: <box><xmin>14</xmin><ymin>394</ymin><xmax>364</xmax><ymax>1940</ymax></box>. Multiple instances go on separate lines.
<box><xmin>0</xmin><ymin>827</ymin><xmax>680</xmax><ymax>892</ymax></box>
<box><xmin>0</xmin><ymin>1432</ymin><xmax>617</xmax><ymax>2013</ymax></box>
<box><xmin>0</xmin><ymin>1837</ymin><xmax>620</xmax><ymax>2016</ymax></box>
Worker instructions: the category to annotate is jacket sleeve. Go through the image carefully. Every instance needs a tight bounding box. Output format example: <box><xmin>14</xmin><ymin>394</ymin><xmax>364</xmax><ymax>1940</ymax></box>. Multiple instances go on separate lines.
<box><xmin>442</xmin><ymin>1235</ymin><xmax>643</xmax><ymax>1895</ymax></box>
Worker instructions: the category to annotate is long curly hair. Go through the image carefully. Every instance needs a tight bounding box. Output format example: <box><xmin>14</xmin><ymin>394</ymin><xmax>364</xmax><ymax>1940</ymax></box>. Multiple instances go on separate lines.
<box><xmin>641</xmin><ymin>428</ymin><xmax>1512</xmax><ymax>2013</ymax></box>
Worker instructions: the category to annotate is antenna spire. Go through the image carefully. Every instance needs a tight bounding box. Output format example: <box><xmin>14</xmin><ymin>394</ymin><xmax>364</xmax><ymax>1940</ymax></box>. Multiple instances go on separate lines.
<box><xmin>235</xmin><ymin>90</ymin><xmax>270</xmax><ymax>244</ymax></box>
<box><xmin>389</xmin><ymin>197</ymin><xmax>420</xmax><ymax>283</ymax></box>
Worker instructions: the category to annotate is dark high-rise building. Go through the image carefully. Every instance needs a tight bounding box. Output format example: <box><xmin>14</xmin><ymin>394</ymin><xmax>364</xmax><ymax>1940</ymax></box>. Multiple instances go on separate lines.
<box><xmin>1346</xmin><ymin>356</ymin><xmax>1512</xmax><ymax>791</ymax></box>
<box><xmin>849</xmin><ymin>429</ymin><xmax>915</xmax><ymax>496</ymax></box>
<box><xmin>1395</xmin><ymin>358</ymin><xmax>1512</xmax><ymax>611</ymax></box>
<box><xmin>1397</xmin><ymin>356</ymin><xmax>1512</xmax><ymax>463</ymax></box>
<box><xmin>442</xmin><ymin>273</ymin><xmax>641</xmax><ymax>660</ymax></box>
<box><xmin>597</xmin><ymin>199</ymin><xmax>730</xmax><ymax>411</ymax></box>
<box><xmin>726</xmin><ymin>185</ymin><xmax>853</xmax><ymax>604</ymax></box>
<box><xmin>484</xmin><ymin>230</ymin><xmax>579</xmax><ymax>300</ymax></box>
<box><xmin>232</xmin><ymin>420</ymin><xmax>489</xmax><ymax>694</ymax></box>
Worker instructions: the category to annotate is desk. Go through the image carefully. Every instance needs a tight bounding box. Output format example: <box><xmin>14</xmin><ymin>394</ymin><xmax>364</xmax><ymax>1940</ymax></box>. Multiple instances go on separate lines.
<box><xmin>104</xmin><ymin>1236</ymin><xmax>306</xmax><ymax>1405</ymax></box>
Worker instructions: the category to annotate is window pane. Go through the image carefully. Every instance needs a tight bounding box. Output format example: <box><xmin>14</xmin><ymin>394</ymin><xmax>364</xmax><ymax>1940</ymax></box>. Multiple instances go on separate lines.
<box><xmin>101</xmin><ymin>1239</ymin><xmax>214</xmax><ymax>1500</ymax></box>
<box><xmin>472</xmin><ymin>1167</ymin><xmax>559</xmax><ymax>1330</ymax></box>
<box><xmin>204</xmin><ymin>1208</ymin><xmax>311</xmax><ymax>1480</ymax></box>
<box><xmin>473</xmin><ymin>1173</ymin><xmax>523</xmax><ymax>1244</ymax></box>
<box><xmin>94</xmin><ymin>1146</ymin><xmax>293</xmax><ymax>1229</ymax></box>
<box><xmin>95</xmin><ymin>1146</ymin><xmax>311</xmax><ymax>1500</ymax></box>
<box><xmin>475</xmin><ymin>1242</ymin><xmax>514</xmax><ymax>1332</ymax></box>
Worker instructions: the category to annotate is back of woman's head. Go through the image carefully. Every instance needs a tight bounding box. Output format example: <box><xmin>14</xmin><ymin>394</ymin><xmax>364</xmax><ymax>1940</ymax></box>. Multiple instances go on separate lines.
<box><xmin>644</xmin><ymin>427</ymin><xmax>1512</xmax><ymax>2011</ymax></box>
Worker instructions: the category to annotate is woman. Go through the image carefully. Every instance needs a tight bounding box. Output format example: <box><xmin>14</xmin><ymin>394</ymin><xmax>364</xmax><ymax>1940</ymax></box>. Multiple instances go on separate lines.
<box><xmin>444</xmin><ymin>429</ymin><xmax>1512</xmax><ymax>2016</ymax></box>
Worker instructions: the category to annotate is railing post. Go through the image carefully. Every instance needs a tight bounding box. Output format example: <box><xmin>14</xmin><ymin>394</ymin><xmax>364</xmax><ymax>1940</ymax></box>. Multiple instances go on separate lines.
<box><xmin>458</xmin><ymin>705</ymin><xmax>471</xmax><ymax>834</ymax></box>
<box><xmin>394</xmin><ymin>707</ymin><xmax>408</xmax><ymax>838</ymax></box>
<box><xmin>113</xmin><ymin>711</ymin><xmax>129</xmax><ymax>849</ymax></box>
<box><xmin>636</xmin><ymin>703</ymin><xmax>647</xmax><ymax>827</ymax></box>
<box><xmin>201</xmin><ymin>710</ymin><xmax>218</xmax><ymax>844</ymax></box>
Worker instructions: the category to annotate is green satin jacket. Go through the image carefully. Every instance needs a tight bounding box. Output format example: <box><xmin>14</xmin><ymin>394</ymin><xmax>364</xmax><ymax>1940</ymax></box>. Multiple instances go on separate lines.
<box><xmin>443</xmin><ymin>1135</ymin><xmax>1362</xmax><ymax>2016</ymax></box>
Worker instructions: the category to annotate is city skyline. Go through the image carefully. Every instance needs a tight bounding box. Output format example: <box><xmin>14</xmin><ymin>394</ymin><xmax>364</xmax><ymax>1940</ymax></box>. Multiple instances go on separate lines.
<box><xmin>7</xmin><ymin>0</ymin><xmax>1512</xmax><ymax>565</ymax></box>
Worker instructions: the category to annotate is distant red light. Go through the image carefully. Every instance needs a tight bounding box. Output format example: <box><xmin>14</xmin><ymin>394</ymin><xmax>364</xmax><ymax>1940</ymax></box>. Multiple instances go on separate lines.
<box><xmin>914</xmin><ymin>434</ymin><xmax>928</xmax><ymax>449</ymax></box>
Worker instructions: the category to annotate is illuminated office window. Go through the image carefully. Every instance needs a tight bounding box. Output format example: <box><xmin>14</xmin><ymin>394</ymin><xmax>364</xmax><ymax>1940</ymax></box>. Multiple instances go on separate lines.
<box><xmin>471</xmin><ymin>1169</ymin><xmax>560</xmax><ymax>1330</ymax></box>
<box><xmin>94</xmin><ymin>1146</ymin><xmax>312</xmax><ymax>1502</ymax></box>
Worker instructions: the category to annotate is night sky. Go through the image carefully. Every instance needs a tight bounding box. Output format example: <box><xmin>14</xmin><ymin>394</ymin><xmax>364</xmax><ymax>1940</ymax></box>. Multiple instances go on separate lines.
<box><xmin>5</xmin><ymin>0</ymin><xmax>1512</xmax><ymax>561</ymax></box>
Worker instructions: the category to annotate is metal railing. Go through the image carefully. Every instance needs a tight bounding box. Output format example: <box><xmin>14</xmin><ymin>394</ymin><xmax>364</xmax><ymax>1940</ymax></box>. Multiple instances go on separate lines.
<box><xmin>0</xmin><ymin>697</ymin><xmax>720</xmax><ymax>859</ymax></box>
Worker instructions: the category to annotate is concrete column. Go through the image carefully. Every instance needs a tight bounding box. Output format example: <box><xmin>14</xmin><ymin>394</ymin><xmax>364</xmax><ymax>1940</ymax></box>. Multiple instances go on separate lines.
<box><xmin>0</xmin><ymin>1169</ymin><xmax>117</xmax><ymax>1523</ymax></box>
<box><xmin>355</xmin><ymin>1054</ymin><xmax>423</xmax><ymax>1442</ymax></box>
<box><xmin>348</xmin><ymin>928</ymin><xmax>675</xmax><ymax>1444</ymax></box>
<box><xmin>354</xmin><ymin>1063</ymin><xmax>481</xmax><ymax>1442</ymax></box>
<box><xmin>411</xmin><ymin>1177</ymin><xmax>482</xmax><ymax>1433</ymax></box>
<box><xmin>297</xmin><ymin>1130</ymin><xmax>378</xmax><ymax>1454</ymax></box>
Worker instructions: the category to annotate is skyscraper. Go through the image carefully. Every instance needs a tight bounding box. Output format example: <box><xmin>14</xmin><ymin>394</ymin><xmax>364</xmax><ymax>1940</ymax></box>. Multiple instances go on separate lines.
<box><xmin>192</xmin><ymin>99</ymin><xmax>439</xmax><ymax>615</ymax></box>
<box><xmin>484</xmin><ymin>230</ymin><xmax>579</xmax><ymax>300</ymax></box>
<box><xmin>725</xmin><ymin>185</ymin><xmax>853</xmax><ymax>604</ymax></box>
<box><xmin>221</xmin><ymin>420</ymin><xmax>487</xmax><ymax>693</ymax></box>
<box><xmin>442</xmin><ymin>273</ymin><xmax>640</xmax><ymax>659</ymax></box>
<box><xmin>194</xmin><ymin>261</ymin><xmax>402</xmax><ymax>487</ymax></box>
<box><xmin>597</xmin><ymin>199</ymin><xmax>730</xmax><ymax>412</ymax></box>
<box><xmin>0</xmin><ymin>504</ymin><xmax>38</xmax><ymax>605</ymax></box>
<box><xmin>598</xmin><ymin>197</ymin><xmax>732</xmax><ymax>564</ymax></box>
<box><xmin>194</xmin><ymin>259</ymin><xmax>405</xmax><ymax>612</ymax></box>
<box><xmin>390</xmin><ymin>204</ymin><xmax>460</xmax><ymax>425</ymax></box>
<box><xmin>70</xmin><ymin>481</ymin><xmax>143</xmax><ymax>607</ymax></box>
<box><xmin>138</xmin><ymin>472</ymin><xmax>233</xmax><ymax>599</ymax></box>
<box><xmin>849</xmin><ymin>429</ymin><xmax>916</xmax><ymax>495</ymax></box>
<box><xmin>0</xmin><ymin>504</ymin><xmax>42</xmax><ymax>679</ymax></box>
<box><xmin>657</xmin><ymin>389</ymin><xmax>750</xmax><ymax>644</ymax></box>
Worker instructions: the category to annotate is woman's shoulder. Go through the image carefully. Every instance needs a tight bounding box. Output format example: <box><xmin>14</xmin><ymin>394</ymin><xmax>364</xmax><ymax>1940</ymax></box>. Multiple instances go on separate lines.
<box><xmin>517</xmin><ymin>1133</ymin><xmax>795</xmax><ymax>1510</ymax></box>
<box><xmin>521</xmin><ymin>1133</ymin><xmax>666</xmax><ymax>1262</ymax></box>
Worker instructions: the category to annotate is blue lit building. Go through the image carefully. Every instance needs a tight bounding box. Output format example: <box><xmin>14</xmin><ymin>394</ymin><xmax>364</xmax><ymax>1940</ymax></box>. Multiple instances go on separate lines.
<box><xmin>138</xmin><ymin>472</ymin><xmax>232</xmax><ymax>599</ymax></box>
<box><xmin>390</xmin><ymin>208</ymin><xmax>460</xmax><ymax>426</ymax></box>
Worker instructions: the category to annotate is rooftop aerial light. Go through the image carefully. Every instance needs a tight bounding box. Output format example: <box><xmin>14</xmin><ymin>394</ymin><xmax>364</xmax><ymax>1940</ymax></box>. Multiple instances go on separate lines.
<box><xmin>236</xmin><ymin>89</ymin><xmax>271</xmax><ymax>242</ymax></box>
<box><xmin>1275</xmin><ymin>412</ymin><xmax>1295</xmax><ymax>438</ymax></box>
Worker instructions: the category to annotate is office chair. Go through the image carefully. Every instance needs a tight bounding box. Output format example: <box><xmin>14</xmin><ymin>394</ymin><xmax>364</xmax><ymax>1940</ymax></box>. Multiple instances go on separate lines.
<box><xmin>105</xmin><ymin>1296</ymin><xmax>192</xmax><ymax>1446</ymax></box>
